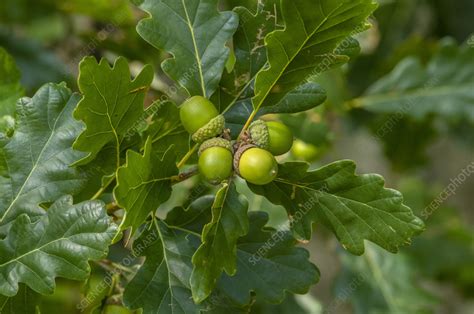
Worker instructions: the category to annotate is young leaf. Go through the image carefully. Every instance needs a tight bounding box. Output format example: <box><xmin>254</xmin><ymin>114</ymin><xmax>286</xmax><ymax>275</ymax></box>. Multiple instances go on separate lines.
<box><xmin>135</xmin><ymin>0</ymin><xmax>238</xmax><ymax>98</ymax></box>
<box><xmin>216</xmin><ymin>211</ymin><xmax>320</xmax><ymax>306</ymax></box>
<box><xmin>191</xmin><ymin>182</ymin><xmax>249</xmax><ymax>303</ymax></box>
<box><xmin>123</xmin><ymin>222</ymin><xmax>204</xmax><ymax>314</ymax></box>
<box><xmin>336</xmin><ymin>244</ymin><xmax>437</xmax><ymax>313</ymax></box>
<box><xmin>73</xmin><ymin>57</ymin><xmax>154</xmax><ymax>166</ymax></box>
<box><xmin>252</xmin><ymin>0</ymin><xmax>377</xmax><ymax>110</ymax></box>
<box><xmin>0</xmin><ymin>195</ymin><xmax>116</xmax><ymax>297</ymax></box>
<box><xmin>0</xmin><ymin>83</ymin><xmax>86</xmax><ymax>230</ymax></box>
<box><xmin>114</xmin><ymin>138</ymin><xmax>178</xmax><ymax>235</ymax></box>
<box><xmin>353</xmin><ymin>39</ymin><xmax>474</xmax><ymax>122</ymax></box>
<box><xmin>0</xmin><ymin>47</ymin><xmax>24</xmax><ymax>117</ymax></box>
<box><xmin>249</xmin><ymin>161</ymin><xmax>425</xmax><ymax>255</ymax></box>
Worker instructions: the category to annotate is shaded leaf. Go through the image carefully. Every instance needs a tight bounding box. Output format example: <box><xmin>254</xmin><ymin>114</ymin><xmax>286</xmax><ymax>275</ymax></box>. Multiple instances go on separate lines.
<box><xmin>216</xmin><ymin>211</ymin><xmax>319</xmax><ymax>306</ymax></box>
<box><xmin>0</xmin><ymin>284</ymin><xmax>40</xmax><ymax>314</ymax></box>
<box><xmin>0</xmin><ymin>83</ymin><xmax>85</xmax><ymax>231</ymax></box>
<box><xmin>144</xmin><ymin>101</ymin><xmax>190</xmax><ymax>160</ymax></box>
<box><xmin>168</xmin><ymin>205</ymin><xmax>319</xmax><ymax>307</ymax></box>
<box><xmin>368</xmin><ymin>115</ymin><xmax>437</xmax><ymax>171</ymax></box>
<box><xmin>191</xmin><ymin>182</ymin><xmax>249</xmax><ymax>303</ymax></box>
<box><xmin>136</xmin><ymin>0</ymin><xmax>238</xmax><ymax>97</ymax></box>
<box><xmin>336</xmin><ymin>244</ymin><xmax>437</xmax><ymax>314</ymax></box>
<box><xmin>127</xmin><ymin>201</ymin><xmax>318</xmax><ymax>309</ymax></box>
<box><xmin>165</xmin><ymin>195</ymin><xmax>215</xmax><ymax>235</ymax></box>
<box><xmin>252</xmin><ymin>0</ymin><xmax>377</xmax><ymax>110</ymax></box>
<box><xmin>354</xmin><ymin>39</ymin><xmax>474</xmax><ymax>122</ymax></box>
<box><xmin>249</xmin><ymin>161</ymin><xmax>424</xmax><ymax>255</ymax></box>
<box><xmin>0</xmin><ymin>195</ymin><xmax>116</xmax><ymax>297</ymax></box>
<box><xmin>114</xmin><ymin>138</ymin><xmax>178</xmax><ymax>235</ymax></box>
<box><xmin>73</xmin><ymin>57</ymin><xmax>154</xmax><ymax>166</ymax></box>
<box><xmin>123</xmin><ymin>221</ymin><xmax>203</xmax><ymax>314</ymax></box>
<box><xmin>0</xmin><ymin>30</ymin><xmax>72</xmax><ymax>91</ymax></box>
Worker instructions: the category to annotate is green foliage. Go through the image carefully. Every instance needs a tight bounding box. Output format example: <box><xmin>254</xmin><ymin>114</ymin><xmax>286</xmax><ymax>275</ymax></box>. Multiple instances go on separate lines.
<box><xmin>114</xmin><ymin>139</ymin><xmax>177</xmax><ymax>235</ymax></box>
<box><xmin>0</xmin><ymin>0</ymin><xmax>132</xmax><ymax>23</ymax></box>
<box><xmin>0</xmin><ymin>284</ymin><xmax>39</xmax><ymax>314</ymax></box>
<box><xmin>144</xmin><ymin>101</ymin><xmax>190</xmax><ymax>160</ymax></box>
<box><xmin>224</xmin><ymin>82</ymin><xmax>326</xmax><ymax>135</ymax></box>
<box><xmin>124</xmin><ymin>201</ymin><xmax>318</xmax><ymax>312</ymax></box>
<box><xmin>0</xmin><ymin>83</ymin><xmax>85</xmax><ymax>232</ymax></box>
<box><xmin>57</xmin><ymin>0</ymin><xmax>133</xmax><ymax>23</ymax></box>
<box><xmin>336</xmin><ymin>244</ymin><xmax>437</xmax><ymax>314</ymax></box>
<box><xmin>217</xmin><ymin>2</ymin><xmax>278</xmax><ymax>111</ymax></box>
<box><xmin>136</xmin><ymin>0</ymin><xmax>238</xmax><ymax>98</ymax></box>
<box><xmin>3</xmin><ymin>0</ymin><xmax>456</xmax><ymax>312</ymax></box>
<box><xmin>191</xmin><ymin>182</ymin><xmax>249</xmax><ymax>302</ymax></box>
<box><xmin>252</xmin><ymin>0</ymin><xmax>377</xmax><ymax>110</ymax></box>
<box><xmin>73</xmin><ymin>57</ymin><xmax>154</xmax><ymax>166</ymax></box>
<box><xmin>0</xmin><ymin>195</ymin><xmax>116</xmax><ymax>296</ymax></box>
<box><xmin>216</xmin><ymin>211</ymin><xmax>319</xmax><ymax>306</ymax></box>
<box><xmin>355</xmin><ymin>39</ymin><xmax>474</xmax><ymax>123</ymax></box>
<box><xmin>0</xmin><ymin>30</ymin><xmax>72</xmax><ymax>91</ymax></box>
<box><xmin>218</xmin><ymin>2</ymin><xmax>328</xmax><ymax>134</ymax></box>
<box><xmin>123</xmin><ymin>221</ymin><xmax>203</xmax><ymax>314</ymax></box>
<box><xmin>250</xmin><ymin>161</ymin><xmax>424</xmax><ymax>254</ymax></box>
<box><xmin>368</xmin><ymin>116</ymin><xmax>438</xmax><ymax>171</ymax></box>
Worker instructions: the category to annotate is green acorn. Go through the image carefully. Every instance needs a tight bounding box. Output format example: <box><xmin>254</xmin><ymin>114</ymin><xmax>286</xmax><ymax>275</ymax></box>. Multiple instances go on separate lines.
<box><xmin>249</xmin><ymin>120</ymin><xmax>269</xmax><ymax>149</ymax></box>
<box><xmin>191</xmin><ymin>115</ymin><xmax>225</xmax><ymax>143</ymax></box>
<box><xmin>198</xmin><ymin>138</ymin><xmax>234</xmax><ymax>184</ymax></box>
<box><xmin>233</xmin><ymin>143</ymin><xmax>278</xmax><ymax>185</ymax></box>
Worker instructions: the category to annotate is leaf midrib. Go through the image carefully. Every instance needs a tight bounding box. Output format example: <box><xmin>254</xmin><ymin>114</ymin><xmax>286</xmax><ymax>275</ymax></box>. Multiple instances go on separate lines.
<box><xmin>181</xmin><ymin>0</ymin><xmax>207</xmax><ymax>98</ymax></box>
<box><xmin>0</xmin><ymin>233</ymin><xmax>101</xmax><ymax>268</ymax></box>
<box><xmin>274</xmin><ymin>178</ymin><xmax>411</xmax><ymax>223</ymax></box>
<box><xmin>153</xmin><ymin>221</ymin><xmax>188</xmax><ymax>313</ymax></box>
<box><xmin>253</xmin><ymin>3</ymin><xmax>344</xmax><ymax>110</ymax></box>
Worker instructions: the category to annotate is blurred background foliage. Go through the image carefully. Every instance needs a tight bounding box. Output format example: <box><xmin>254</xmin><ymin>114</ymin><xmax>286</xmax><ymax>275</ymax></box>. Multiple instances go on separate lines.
<box><xmin>0</xmin><ymin>0</ymin><xmax>473</xmax><ymax>313</ymax></box>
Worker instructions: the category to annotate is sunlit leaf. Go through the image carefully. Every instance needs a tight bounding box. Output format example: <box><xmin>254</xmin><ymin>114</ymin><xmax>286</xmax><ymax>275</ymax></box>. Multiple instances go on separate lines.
<box><xmin>191</xmin><ymin>182</ymin><xmax>249</xmax><ymax>303</ymax></box>
<box><xmin>0</xmin><ymin>195</ymin><xmax>116</xmax><ymax>297</ymax></box>
<box><xmin>114</xmin><ymin>138</ymin><xmax>177</xmax><ymax>235</ymax></box>
<box><xmin>73</xmin><ymin>57</ymin><xmax>153</xmax><ymax>166</ymax></box>
<box><xmin>136</xmin><ymin>0</ymin><xmax>238</xmax><ymax>97</ymax></box>
<box><xmin>0</xmin><ymin>83</ymin><xmax>85</xmax><ymax>231</ymax></box>
<box><xmin>249</xmin><ymin>161</ymin><xmax>424</xmax><ymax>254</ymax></box>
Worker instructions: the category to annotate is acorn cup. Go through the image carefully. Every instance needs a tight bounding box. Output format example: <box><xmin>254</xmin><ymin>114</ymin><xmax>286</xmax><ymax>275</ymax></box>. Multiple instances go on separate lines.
<box><xmin>192</xmin><ymin>115</ymin><xmax>225</xmax><ymax>143</ymax></box>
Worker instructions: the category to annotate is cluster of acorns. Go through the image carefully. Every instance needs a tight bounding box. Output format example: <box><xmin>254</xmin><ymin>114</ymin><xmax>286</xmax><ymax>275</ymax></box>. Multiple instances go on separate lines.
<box><xmin>179</xmin><ymin>96</ymin><xmax>294</xmax><ymax>185</ymax></box>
